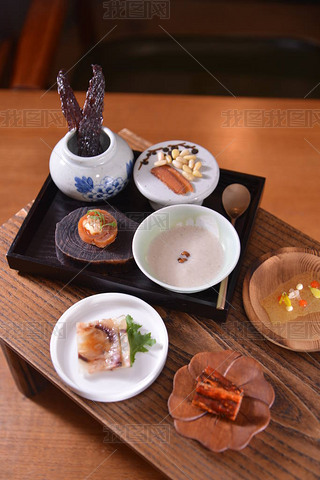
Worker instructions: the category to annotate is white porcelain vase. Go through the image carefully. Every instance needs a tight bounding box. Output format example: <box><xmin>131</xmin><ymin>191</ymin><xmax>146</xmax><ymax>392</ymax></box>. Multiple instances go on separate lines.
<box><xmin>49</xmin><ymin>126</ymin><xmax>134</xmax><ymax>201</ymax></box>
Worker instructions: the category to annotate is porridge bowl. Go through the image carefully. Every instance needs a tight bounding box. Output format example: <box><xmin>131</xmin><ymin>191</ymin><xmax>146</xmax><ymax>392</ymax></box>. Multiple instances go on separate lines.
<box><xmin>132</xmin><ymin>204</ymin><xmax>240</xmax><ymax>294</ymax></box>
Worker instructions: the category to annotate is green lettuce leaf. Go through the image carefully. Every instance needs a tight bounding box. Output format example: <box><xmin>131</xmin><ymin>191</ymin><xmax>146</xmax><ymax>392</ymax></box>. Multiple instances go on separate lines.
<box><xmin>126</xmin><ymin>315</ymin><xmax>156</xmax><ymax>365</ymax></box>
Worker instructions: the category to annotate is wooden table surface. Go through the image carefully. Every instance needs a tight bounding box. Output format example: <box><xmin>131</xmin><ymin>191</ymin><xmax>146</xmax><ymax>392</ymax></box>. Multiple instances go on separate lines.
<box><xmin>0</xmin><ymin>91</ymin><xmax>320</xmax><ymax>479</ymax></box>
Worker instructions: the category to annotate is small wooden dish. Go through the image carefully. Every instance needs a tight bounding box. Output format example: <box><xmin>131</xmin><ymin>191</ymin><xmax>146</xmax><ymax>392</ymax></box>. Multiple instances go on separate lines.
<box><xmin>55</xmin><ymin>205</ymin><xmax>139</xmax><ymax>272</ymax></box>
<box><xmin>243</xmin><ymin>247</ymin><xmax>320</xmax><ymax>352</ymax></box>
<box><xmin>168</xmin><ymin>351</ymin><xmax>274</xmax><ymax>452</ymax></box>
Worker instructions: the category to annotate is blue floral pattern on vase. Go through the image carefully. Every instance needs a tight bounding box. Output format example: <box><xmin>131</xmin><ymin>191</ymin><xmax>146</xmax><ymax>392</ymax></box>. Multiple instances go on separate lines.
<box><xmin>126</xmin><ymin>158</ymin><xmax>134</xmax><ymax>179</ymax></box>
<box><xmin>74</xmin><ymin>175</ymin><xmax>126</xmax><ymax>200</ymax></box>
<box><xmin>74</xmin><ymin>176</ymin><xmax>94</xmax><ymax>194</ymax></box>
<box><xmin>74</xmin><ymin>156</ymin><xmax>134</xmax><ymax>200</ymax></box>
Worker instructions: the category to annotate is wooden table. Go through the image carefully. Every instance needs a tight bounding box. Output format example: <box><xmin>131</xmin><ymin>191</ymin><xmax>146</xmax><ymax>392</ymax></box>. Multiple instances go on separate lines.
<box><xmin>0</xmin><ymin>91</ymin><xmax>320</xmax><ymax>479</ymax></box>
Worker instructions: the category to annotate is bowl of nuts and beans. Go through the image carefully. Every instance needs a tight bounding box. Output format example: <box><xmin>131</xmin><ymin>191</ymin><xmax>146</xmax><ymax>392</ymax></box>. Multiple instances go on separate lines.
<box><xmin>133</xmin><ymin>140</ymin><xmax>220</xmax><ymax>210</ymax></box>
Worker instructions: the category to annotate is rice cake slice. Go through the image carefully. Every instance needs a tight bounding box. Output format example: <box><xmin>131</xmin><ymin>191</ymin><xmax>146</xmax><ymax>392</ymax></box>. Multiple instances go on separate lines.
<box><xmin>114</xmin><ymin>315</ymin><xmax>131</xmax><ymax>368</ymax></box>
<box><xmin>77</xmin><ymin>318</ymin><xmax>122</xmax><ymax>374</ymax></box>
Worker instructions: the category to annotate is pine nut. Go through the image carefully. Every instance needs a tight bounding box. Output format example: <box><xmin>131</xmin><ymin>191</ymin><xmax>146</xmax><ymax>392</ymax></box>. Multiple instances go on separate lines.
<box><xmin>184</xmin><ymin>154</ymin><xmax>197</xmax><ymax>161</ymax></box>
<box><xmin>193</xmin><ymin>169</ymin><xmax>202</xmax><ymax>178</ymax></box>
<box><xmin>182</xmin><ymin>170</ymin><xmax>194</xmax><ymax>181</ymax></box>
<box><xmin>194</xmin><ymin>161</ymin><xmax>202</xmax><ymax>171</ymax></box>
<box><xmin>165</xmin><ymin>154</ymin><xmax>172</xmax><ymax>164</ymax></box>
<box><xmin>188</xmin><ymin>159</ymin><xmax>195</xmax><ymax>169</ymax></box>
<box><xmin>182</xmin><ymin>164</ymin><xmax>192</xmax><ymax>174</ymax></box>
<box><xmin>157</xmin><ymin>151</ymin><xmax>164</xmax><ymax>161</ymax></box>
<box><xmin>176</xmin><ymin>156</ymin><xmax>186</xmax><ymax>164</ymax></box>
<box><xmin>180</xmin><ymin>149</ymin><xmax>190</xmax><ymax>157</ymax></box>
<box><xmin>172</xmin><ymin>159</ymin><xmax>182</xmax><ymax>169</ymax></box>
<box><xmin>154</xmin><ymin>159</ymin><xmax>166</xmax><ymax>167</ymax></box>
<box><xmin>172</xmin><ymin>149</ymin><xmax>180</xmax><ymax>159</ymax></box>
<box><xmin>180</xmin><ymin>157</ymin><xmax>188</xmax><ymax>164</ymax></box>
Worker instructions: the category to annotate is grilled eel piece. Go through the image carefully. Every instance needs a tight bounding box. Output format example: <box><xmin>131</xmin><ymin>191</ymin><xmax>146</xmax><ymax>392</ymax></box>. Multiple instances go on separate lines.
<box><xmin>192</xmin><ymin>366</ymin><xmax>244</xmax><ymax>421</ymax></box>
<box><xmin>151</xmin><ymin>164</ymin><xmax>193</xmax><ymax>195</ymax></box>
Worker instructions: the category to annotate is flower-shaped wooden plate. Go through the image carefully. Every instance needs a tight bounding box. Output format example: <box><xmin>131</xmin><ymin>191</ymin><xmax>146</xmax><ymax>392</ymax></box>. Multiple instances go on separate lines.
<box><xmin>168</xmin><ymin>351</ymin><xmax>274</xmax><ymax>452</ymax></box>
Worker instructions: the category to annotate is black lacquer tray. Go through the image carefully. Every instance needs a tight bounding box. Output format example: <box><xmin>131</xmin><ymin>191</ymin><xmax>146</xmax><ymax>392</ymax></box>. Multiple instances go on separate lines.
<box><xmin>7</xmin><ymin>152</ymin><xmax>265</xmax><ymax>320</ymax></box>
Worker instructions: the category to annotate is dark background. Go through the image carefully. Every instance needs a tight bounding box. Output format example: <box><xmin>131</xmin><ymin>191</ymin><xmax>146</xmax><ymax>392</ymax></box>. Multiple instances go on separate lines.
<box><xmin>1</xmin><ymin>0</ymin><xmax>320</xmax><ymax>97</ymax></box>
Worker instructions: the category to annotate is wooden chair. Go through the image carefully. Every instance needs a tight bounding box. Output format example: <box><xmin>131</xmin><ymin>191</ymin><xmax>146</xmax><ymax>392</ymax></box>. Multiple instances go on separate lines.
<box><xmin>0</xmin><ymin>0</ymin><xmax>66</xmax><ymax>89</ymax></box>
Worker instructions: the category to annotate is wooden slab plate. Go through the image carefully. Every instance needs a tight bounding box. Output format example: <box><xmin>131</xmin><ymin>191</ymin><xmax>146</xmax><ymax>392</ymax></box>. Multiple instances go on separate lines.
<box><xmin>243</xmin><ymin>247</ymin><xmax>320</xmax><ymax>352</ymax></box>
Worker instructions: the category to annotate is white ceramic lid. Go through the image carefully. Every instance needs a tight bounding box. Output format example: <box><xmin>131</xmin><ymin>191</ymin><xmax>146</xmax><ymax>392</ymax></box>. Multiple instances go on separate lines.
<box><xmin>133</xmin><ymin>140</ymin><xmax>219</xmax><ymax>207</ymax></box>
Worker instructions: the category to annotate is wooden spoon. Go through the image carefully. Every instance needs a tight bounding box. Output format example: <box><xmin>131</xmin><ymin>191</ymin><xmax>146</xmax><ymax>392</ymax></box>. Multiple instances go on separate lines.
<box><xmin>217</xmin><ymin>184</ymin><xmax>251</xmax><ymax>310</ymax></box>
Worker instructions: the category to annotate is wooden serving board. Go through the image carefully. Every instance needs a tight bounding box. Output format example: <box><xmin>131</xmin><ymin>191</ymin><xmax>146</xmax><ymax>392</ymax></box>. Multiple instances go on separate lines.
<box><xmin>1</xmin><ymin>130</ymin><xmax>320</xmax><ymax>480</ymax></box>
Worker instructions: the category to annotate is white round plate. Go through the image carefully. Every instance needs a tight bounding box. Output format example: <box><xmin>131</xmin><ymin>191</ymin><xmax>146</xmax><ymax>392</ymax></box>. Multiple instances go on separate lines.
<box><xmin>133</xmin><ymin>140</ymin><xmax>219</xmax><ymax>209</ymax></box>
<box><xmin>50</xmin><ymin>293</ymin><xmax>168</xmax><ymax>402</ymax></box>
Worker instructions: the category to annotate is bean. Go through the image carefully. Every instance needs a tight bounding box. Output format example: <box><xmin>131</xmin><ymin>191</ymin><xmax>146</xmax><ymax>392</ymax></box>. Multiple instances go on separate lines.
<box><xmin>182</xmin><ymin>165</ymin><xmax>192</xmax><ymax>174</ymax></box>
<box><xmin>154</xmin><ymin>159</ymin><xmax>167</xmax><ymax>167</ymax></box>
<box><xmin>176</xmin><ymin>156</ymin><xmax>186</xmax><ymax>164</ymax></box>
<box><xmin>172</xmin><ymin>159</ymin><xmax>182</xmax><ymax>169</ymax></box>
<box><xmin>172</xmin><ymin>149</ymin><xmax>180</xmax><ymax>159</ymax></box>
<box><xmin>178</xmin><ymin>257</ymin><xmax>187</xmax><ymax>263</ymax></box>
<box><xmin>180</xmin><ymin>149</ymin><xmax>190</xmax><ymax>157</ymax></box>
<box><xmin>193</xmin><ymin>169</ymin><xmax>202</xmax><ymax>178</ymax></box>
<box><xmin>182</xmin><ymin>170</ymin><xmax>194</xmax><ymax>181</ymax></box>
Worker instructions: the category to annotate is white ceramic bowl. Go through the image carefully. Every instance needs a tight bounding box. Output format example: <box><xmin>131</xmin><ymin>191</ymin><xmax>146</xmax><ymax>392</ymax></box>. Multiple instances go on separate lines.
<box><xmin>132</xmin><ymin>204</ymin><xmax>240</xmax><ymax>294</ymax></box>
<box><xmin>133</xmin><ymin>140</ymin><xmax>219</xmax><ymax>209</ymax></box>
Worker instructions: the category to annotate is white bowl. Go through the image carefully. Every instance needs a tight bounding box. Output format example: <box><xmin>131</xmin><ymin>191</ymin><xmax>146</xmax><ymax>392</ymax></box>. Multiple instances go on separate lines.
<box><xmin>133</xmin><ymin>140</ymin><xmax>219</xmax><ymax>209</ymax></box>
<box><xmin>132</xmin><ymin>204</ymin><xmax>240</xmax><ymax>294</ymax></box>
